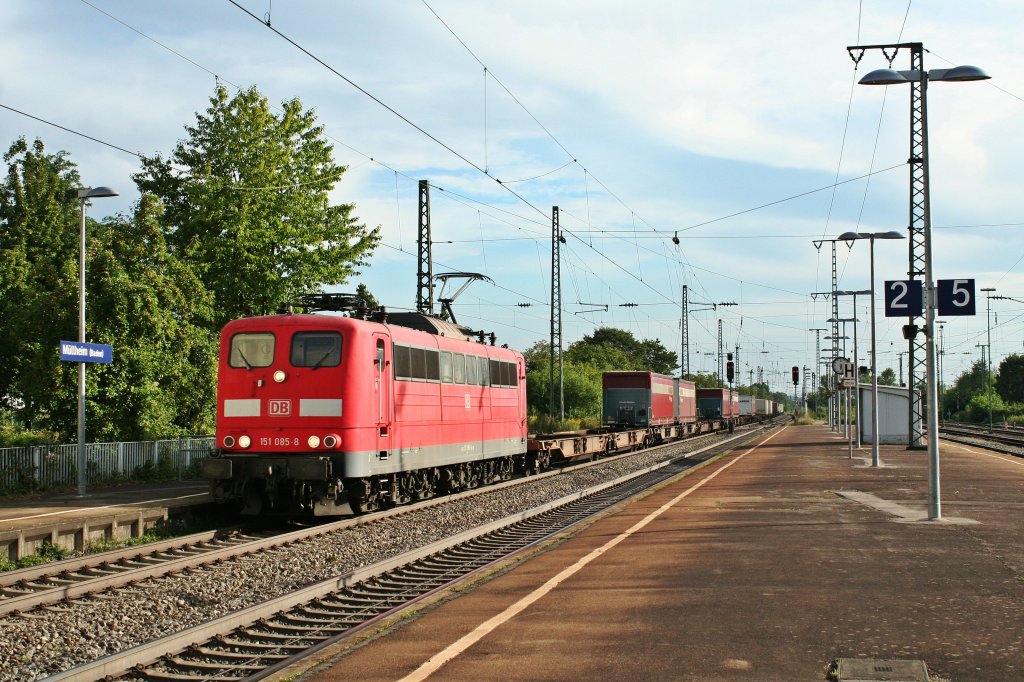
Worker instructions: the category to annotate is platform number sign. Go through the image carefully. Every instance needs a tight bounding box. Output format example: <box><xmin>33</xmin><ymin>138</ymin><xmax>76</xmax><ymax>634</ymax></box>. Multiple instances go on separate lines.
<box><xmin>884</xmin><ymin>280</ymin><xmax>924</xmax><ymax>317</ymax></box>
<box><xmin>936</xmin><ymin>279</ymin><xmax>976</xmax><ymax>316</ymax></box>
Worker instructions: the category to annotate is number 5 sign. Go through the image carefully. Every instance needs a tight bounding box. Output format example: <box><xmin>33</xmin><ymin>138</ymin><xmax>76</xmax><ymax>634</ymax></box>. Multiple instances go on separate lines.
<box><xmin>936</xmin><ymin>278</ymin><xmax>976</xmax><ymax>316</ymax></box>
<box><xmin>884</xmin><ymin>280</ymin><xmax>924</xmax><ymax>317</ymax></box>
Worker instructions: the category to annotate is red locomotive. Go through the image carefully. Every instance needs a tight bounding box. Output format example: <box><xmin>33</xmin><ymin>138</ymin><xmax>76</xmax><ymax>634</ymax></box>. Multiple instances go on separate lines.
<box><xmin>203</xmin><ymin>302</ymin><xmax>527</xmax><ymax>516</ymax></box>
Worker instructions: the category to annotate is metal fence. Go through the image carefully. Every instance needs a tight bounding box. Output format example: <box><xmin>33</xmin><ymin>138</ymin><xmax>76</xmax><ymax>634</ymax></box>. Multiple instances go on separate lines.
<box><xmin>0</xmin><ymin>437</ymin><xmax>214</xmax><ymax>495</ymax></box>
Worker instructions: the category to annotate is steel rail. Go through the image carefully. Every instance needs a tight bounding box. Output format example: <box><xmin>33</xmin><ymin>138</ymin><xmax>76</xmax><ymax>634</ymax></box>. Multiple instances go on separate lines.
<box><xmin>7</xmin><ymin>423</ymin><xmax>757</xmax><ymax>618</ymax></box>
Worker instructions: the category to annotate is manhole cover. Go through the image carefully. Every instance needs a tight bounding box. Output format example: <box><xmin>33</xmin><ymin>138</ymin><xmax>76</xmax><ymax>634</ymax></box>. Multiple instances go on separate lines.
<box><xmin>836</xmin><ymin>658</ymin><xmax>929</xmax><ymax>681</ymax></box>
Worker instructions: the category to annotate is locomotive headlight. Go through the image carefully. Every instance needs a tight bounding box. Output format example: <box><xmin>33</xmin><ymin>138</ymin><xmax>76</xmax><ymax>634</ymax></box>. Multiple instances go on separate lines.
<box><xmin>237</xmin><ymin>435</ymin><xmax>252</xmax><ymax>449</ymax></box>
<box><xmin>323</xmin><ymin>434</ymin><xmax>340</xmax><ymax>449</ymax></box>
<box><xmin>307</xmin><ymin>435</ymin><xmax>321</xmax><ymax>449</ymax></box>
<box><xmin>223</xmin><ymin>435</ymin><xmax>236</xmax><ymax>448</ymax></box>
<box><xmin>273</xmin><ymin>370</ymin><xmax>286</xmax><ymax>383</ymax></box>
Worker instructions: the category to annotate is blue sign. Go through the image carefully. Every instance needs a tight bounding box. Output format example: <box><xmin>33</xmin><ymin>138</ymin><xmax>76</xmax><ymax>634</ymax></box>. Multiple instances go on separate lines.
<box><xmin>936</xmin><ymin>279</ymin><xmax>976</xmax><ymax>316</ymax></box>
<box><xmin>884</xmin><ymin>280</ymin><xmax>924</xmax><ymax>317</ymax></box>
<box><xmin>59</xmin><ymin>340</ymin><xmax>113</xmax><ymax>364</ymax></box>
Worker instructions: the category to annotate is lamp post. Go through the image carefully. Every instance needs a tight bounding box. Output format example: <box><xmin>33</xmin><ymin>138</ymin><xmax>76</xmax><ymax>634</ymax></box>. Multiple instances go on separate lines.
<box><xmin>834</xmin><ymin>289</ymin><xmax>872</xmax><ymax>448</ymax></box>
<box><xmin>850</xmin><ymin>41</ymin><xmax>989</xmax><ymax>519</ymax></box>
<box><xmin>980</xmin><ymin>287</ymin><xmax>996</xmax><ymax>431</ymax></box>
<box><xmin>838</xmin><ymin>231</ymin><xmax>905</xmax><ymax>466</ymax></box>
<box><xmin>76</xmin><ymin>186</ymin><xmax>119</xmax><ymax>497</ymax></box>
<box><xmin>827</xmin><ymin>322</ymin><xmax>855</xmax><ymax>441</ymax></box>
<box><xmin>936</xmin><ymin>319</ymin><xmax>947</xmax><ymax>423</ymax></box>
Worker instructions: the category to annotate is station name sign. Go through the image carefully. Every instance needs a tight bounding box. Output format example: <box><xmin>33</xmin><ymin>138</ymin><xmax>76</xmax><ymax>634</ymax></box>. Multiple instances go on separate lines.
<box><xmin>59</xmin><ymin>340</ymin><xmax>113</xmax><ymax>364</ymax></box>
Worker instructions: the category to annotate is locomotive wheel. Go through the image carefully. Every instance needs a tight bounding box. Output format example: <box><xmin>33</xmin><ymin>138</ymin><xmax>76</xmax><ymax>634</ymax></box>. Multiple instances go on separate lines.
<box><xmin>347</xmin><ymin>477</ymin><xmax>383</xmax><ymax>514</ymax></box>
<box><xmin>411</xmin><ymin>469</ymin><xmax>437</xmax><ymax>501</ymax></box>
<box><xmin>465</xmin><ymin>461</ymin><xmax>483</xmax><ymax>489</ymax></box>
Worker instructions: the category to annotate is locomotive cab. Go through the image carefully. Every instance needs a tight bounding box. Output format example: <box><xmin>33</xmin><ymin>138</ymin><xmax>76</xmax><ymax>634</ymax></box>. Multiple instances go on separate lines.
<box><xmin>204</xmin><ymin>315</ymin><xmax>389</xmax><ymax>516</ymax></box>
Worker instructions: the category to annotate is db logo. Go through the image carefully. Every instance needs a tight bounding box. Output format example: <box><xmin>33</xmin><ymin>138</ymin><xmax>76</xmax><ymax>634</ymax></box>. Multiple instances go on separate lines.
<box><xmin>268</xmin><ymin>399</ymin><xmax>291</xmax><ymax>416</ymax></box>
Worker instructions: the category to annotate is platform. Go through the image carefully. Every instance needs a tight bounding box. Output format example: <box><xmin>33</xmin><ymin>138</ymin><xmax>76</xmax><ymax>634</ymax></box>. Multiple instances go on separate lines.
<box><xmin>0</xmin><ymin>481</ymin><xmax>210</xmax><ymax>560</ymax></box>
<box><xmin>287</xmin><ymin>423</ymin><xmax>1024</xmax><ymax>682</ymax></box>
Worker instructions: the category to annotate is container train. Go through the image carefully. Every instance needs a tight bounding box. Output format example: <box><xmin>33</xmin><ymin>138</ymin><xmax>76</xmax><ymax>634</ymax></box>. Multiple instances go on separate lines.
<box><xmin>203</xmin><ymin>302</ymin><xmax>778</xmax><ymax>516</ymax></box>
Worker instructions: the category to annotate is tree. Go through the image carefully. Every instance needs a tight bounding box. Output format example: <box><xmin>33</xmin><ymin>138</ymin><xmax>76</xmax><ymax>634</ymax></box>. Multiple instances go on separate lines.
<box><xmin>82</xmin><ymin>197</ymin><xmax>218</xmax><ymax>439</ymax></box>
<box><xmin>523</xmin><ymin>341</ymin><xmax>602</xmax><ymax>423</ymax></box>
<box><xmin>134</xmin><ymin>85</ymin><xmax>380</xmax><ymax>329</ymax></box>
<box><xmin>878</xmin><ymin>368</ymin><xmax>897</xmax><ymax>386</ymax></box>
<box><xmin>995</xmin><ymin>354</ymin><xmax>1024</xmax><ymax>404</ymax></box>
<box><xmin>0</xmin><ymin>138</ymin><xmax>217</xmax><ymax>440</ymax></box>
<box><xmin>567</xmin><ymin>327</ymin><xmax>677</xmax><ymax>374</ymax></box>
<box><xmin>0</xmin><ymin>137</ymin><xmax>82</xmax><ymax>430</ymax></box>
<box><xmin>945</xmin><ymin>360</ymin><xmax>991</xmax><ymax>423</ymax></box>
<box><xmin>684</xmin><ymin>373</ymin><xmax>724</xmax><ymax>389</ymax></box>
<box><xmin>354</xmin><ymin>283</ymin><xmax>379</xmax><ymax>312</ymax></box>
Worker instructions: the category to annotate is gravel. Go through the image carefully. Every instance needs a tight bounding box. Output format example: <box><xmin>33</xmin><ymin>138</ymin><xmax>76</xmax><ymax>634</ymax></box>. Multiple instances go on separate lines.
<box><xmin>0</xmin><ymin>432</ymin><xmax>739</xmax><ymax>681</ymax></box>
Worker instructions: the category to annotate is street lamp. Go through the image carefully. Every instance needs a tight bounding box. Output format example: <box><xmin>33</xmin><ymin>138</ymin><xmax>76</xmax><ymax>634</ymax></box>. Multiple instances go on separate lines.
<box><xmin>838</xmin><ymin>231</ymin><xmax>904</xmax><ymax>467</ymax></box>
<box><xmin>851</xmin><ymin>41</ymin><xmax>989</xmax><ymax>520</ymax></box>
<box><xmin>835</xmin><ymin>289</ymin><xmax>871</xmax><ymax>448</ymax></box>
<box><xmin>76</xmin><ymin>186</ymin><xmax>118</xmax><ymax>497</ymax></box>
<box><xmin>936</xmin><ymin>319</ymin><xmax>947</xmax><ymax>422</ymax></box>
<box><xmin>980</xmin><ymin>287</ymin><xmax>996</xmax><ymax>431</ymax></box>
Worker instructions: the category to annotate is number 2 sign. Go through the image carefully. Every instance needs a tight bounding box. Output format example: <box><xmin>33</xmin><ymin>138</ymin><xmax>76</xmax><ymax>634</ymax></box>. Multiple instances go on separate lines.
<box><xmin>884</xmin><ymin>280</ymin><xmax>924</xmax><ymax>317</ymax></box>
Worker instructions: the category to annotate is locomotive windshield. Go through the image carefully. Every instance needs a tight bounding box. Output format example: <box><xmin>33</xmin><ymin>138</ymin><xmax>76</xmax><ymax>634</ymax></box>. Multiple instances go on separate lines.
<box><xmin>229</xmin><ymin>333</ymin><xmax>275</xmax><ymax>369</ymax></box>
<box><xmin>291</xmin><ymin>332</ymin><xmax>342</xmax><ymax>369</ymax></box>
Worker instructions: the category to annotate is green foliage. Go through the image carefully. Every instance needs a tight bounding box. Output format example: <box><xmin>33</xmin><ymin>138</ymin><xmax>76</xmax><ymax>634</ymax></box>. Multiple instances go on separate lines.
<box><xmin>963</xmin><ymin>391</ymin><xmax>1009</xmax><ymax>424</ymax></box>
<box><xmin>79</xmin><ymin>197</ymin><xmax>218</xmax><ymax>440</ymax></box>
<box><xmin>995</xmin><ymin>354</ymin><xmax>1024</xmax><ymax>403</ymax></box>
<box><xmin>0</xmin><ymin>423</ymin><xmax>56</xmax><ymax>447</ymax></box>
<box><xmin>0</xmin><ymin>138</ymin><xmax>82</xmax><ymax>430</ymax></box>
<box><xmin>524</xmin><ymin>342</ymin><xmax>604</xmax><ymax>423</ymax></box>
<box><xmin>944</xmin><ymin>360</ymin><xmax>993</xmax><ymax>422</ymax></box>
<box><xmin>0</xmin><ymin>138</ymin><xmax>217</xmax><ymax>441</ymax></box>
<box><xmin>684</xmin><ymin>373</ymin><xmax>724</xmax><ymax>389</ymax></box>
<box><xmin>86</xmin><ymin>530</ymin><xmax>167</xmax><ymax>554</ymax></box>
<box><xmin>528</xmin><ymin>414</ymin><xmax>583</xmax><ymax>434</ymax></box>
<box><xmin>0</xmin><ymin>462</ymin><xmax>43</xmax><ymax>496</ymax></box>
<box><xmin>878</xmin><ymin>367</ymin><xmax>897</xmax><ymax>386</ymax></box>
<box><xmin>134</xmin><ymin>84</ymin><xmax>380</xmax><ymax>328</ymax></box>
<box><xmin>569</xmin><ymin>327</ymin><xmax>677</xmax><ymax>374</ymax></box>
<box><xmin>1</xmin><ymin>540</ymin><xmax>73</xmax><ymax>572</ymax></box>
<box><xmin>353</xmin><ymin>283</ymin><xmax>379</xmax><ymax>312</ymax></box>
<box><xmin>130</xmin><ymin>456</ymin><xmax>203</xmax><ymax>483</ymax></box>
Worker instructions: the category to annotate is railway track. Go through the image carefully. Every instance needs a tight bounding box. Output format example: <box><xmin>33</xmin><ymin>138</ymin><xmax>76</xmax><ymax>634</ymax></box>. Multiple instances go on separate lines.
<box><xmin>0</xmin><ymin>528</ymin><xmax>266</xmax><ymax>618</ymax></box>
<box><xmin>3</xmin><ymin>421</ymin><xmax>769</xmax><ymax>622</ymax></box>
<box><xmin>939</xmin><ymin>422</ymin><xmax>1024</xmax><ymax>456</ymax></box>
<box><xmin>38</xmin><ymin>424</ymin><xmax>772</xmax><ymax>681</ymax></box>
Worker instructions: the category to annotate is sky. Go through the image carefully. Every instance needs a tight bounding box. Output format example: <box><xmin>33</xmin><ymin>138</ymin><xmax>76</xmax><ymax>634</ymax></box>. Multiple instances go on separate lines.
<box><xmin>3</xmin><ymin>0</ymin><xmax>1024</xmax><ymax>397</ymax></box>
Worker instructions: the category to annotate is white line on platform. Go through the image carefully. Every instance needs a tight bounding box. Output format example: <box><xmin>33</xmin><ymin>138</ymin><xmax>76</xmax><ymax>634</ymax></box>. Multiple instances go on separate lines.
<box><xmin>397</xmin><ymin>426</ymin><xmax>786</xmax><ymax>682</ymax></box>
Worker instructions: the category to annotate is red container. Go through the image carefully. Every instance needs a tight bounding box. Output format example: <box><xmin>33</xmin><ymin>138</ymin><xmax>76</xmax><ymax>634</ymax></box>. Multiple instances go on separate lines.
<box><xmin>602</xmin><ymin>372</ymin><xmax>695</xmax><ymax>426</ymax></box>
<box><xmin>696</xmin><ymin>387</ymin><xmax>739</xmax><ymax>419</ymax></box>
